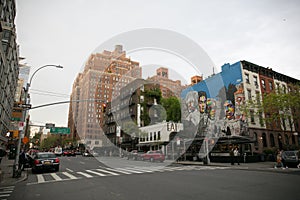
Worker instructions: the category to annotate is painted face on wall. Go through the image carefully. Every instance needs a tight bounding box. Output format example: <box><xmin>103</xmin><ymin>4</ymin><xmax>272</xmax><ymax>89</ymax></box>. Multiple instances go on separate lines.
<box><xmin>199</xmin><ymin>95</ymin><xmax>207</xmax><ymax>114</ymax></box>
<box><xmin>224</xmin><ymin>100</ymin><xmax>235</xmax><ymax>120</ymax></box>
<box><xmin>206</xmin><ymin>98</ymin><xmax>216</xmax><ymax>120</ymax></box>
<box><xmin>186</xmin><ymin>91</ymin><xmax>198</xmax><ymax>113</ymax></box>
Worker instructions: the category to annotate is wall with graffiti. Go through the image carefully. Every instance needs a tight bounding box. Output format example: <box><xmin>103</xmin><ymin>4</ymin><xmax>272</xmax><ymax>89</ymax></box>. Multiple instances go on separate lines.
<box><xmin>181</xmin><ymin>61</ymin><xmax>249</xmax><ymax>138</ymax></box>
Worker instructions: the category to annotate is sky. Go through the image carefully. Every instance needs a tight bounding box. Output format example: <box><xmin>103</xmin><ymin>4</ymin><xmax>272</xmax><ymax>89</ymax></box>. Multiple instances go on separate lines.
<box><xmin>15</xmin><ymin>0</ymin><xmax>300</xmax><ymax>128</ymax></box>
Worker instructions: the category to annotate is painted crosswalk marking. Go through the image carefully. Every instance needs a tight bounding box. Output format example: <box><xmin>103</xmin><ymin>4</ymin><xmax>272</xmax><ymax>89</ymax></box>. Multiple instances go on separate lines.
<box><xmin>37</xmin><ymin>174</ymin><xmax>45</xmax><ymax>183</ymax></box>
<box><xmin>76</xmin><ymin>172</ymin><xmax>93</xmax><ymax>178</ymax></box>
<box><xmin>50</xmin><ymin>173</ymin><xmax>63</xmax><ymax>181</ymax></box>
<box><xmin>0</xmin><ymin>186</ymin><xmax>15</xmax><ymax>199</ymax></box>
<box><xmin>28</xmin><ymin>165</ymin><xmax>229</xmax><ymax>185</ymax></box>
<box><xmin>62</xmin><ymin>172</ymin><xmax>78</xmax><ymax>179</ymax></box>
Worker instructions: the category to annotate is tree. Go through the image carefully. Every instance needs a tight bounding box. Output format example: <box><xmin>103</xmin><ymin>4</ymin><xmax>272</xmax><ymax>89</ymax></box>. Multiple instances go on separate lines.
<box><xmin>243</xmin><ymin>84</ymin><xmax>300</xmax><ymax>131</ymax></box>
<box><xmin>161</xmin><ymin>96</ymin><xmax>181</xmax><ymax>122</ymax></box>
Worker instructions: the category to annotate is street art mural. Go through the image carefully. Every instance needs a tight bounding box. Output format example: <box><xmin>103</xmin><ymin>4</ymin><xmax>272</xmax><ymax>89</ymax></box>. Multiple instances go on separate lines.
<box><xmin>182</xmin><ymin>62</ymin><xmax>249</xmax><ymax>139</ymax></box>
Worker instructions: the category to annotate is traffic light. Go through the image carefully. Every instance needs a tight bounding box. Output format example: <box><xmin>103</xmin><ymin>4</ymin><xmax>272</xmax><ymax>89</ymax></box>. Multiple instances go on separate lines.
<box><xmin>102</xmin><ymin>103</ymin><xmax>107</xmax><ymax>113</ymax></box>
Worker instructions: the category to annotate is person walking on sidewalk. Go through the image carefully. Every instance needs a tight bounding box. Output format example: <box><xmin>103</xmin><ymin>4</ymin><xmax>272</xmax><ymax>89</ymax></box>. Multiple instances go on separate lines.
<box><xmin>275</xmin><ymin>149</ymin><xmax>284</xmax><ymax>169</ymax></box>
<box><xmin>234</xmin><ymin>147</ymin><xmax>240</xmax><ymax>165</ymax></box>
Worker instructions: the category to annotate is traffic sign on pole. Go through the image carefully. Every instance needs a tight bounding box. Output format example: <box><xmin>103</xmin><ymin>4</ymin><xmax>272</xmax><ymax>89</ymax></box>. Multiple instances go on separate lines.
<box><xmin>50</xmin><ymin>127</ymin><xmax>70</xmax><ymax>134</ymax></box>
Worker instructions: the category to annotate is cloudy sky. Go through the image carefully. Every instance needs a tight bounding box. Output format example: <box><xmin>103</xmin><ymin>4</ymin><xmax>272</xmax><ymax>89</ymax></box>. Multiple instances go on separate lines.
<box><xmin>15</xmin><ymin>0</ymin><xmax>300</xmax><ymax>128</ymax></box>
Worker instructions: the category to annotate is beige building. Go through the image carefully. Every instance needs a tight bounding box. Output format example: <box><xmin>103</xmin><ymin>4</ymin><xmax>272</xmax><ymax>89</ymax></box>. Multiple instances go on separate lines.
<box><xmin>68</xmin><ymin>45</ymin><xmax>141</xmax><ymax>149</ymax></box>
<box><xmin>147</xmin><ymin>67</ymin><xmax>184</xmax><ymax>98</ymax></box>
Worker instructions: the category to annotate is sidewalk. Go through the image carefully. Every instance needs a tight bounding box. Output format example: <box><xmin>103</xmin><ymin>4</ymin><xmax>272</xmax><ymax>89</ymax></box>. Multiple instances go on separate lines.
<box><xmin>0</xmin><ymin>156</ymin><xmax>28</xmax><ymax>186</ymax></box>
<box><xmin>176</xmin><ymin>160</ymin><xmax>300</xmax><ymax>173</ymax></box>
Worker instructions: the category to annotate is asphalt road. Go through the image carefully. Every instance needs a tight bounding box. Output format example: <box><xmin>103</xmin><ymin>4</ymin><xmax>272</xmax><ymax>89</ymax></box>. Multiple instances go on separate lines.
<box><xmin>6</xmin><ymin>156</ymin><xmax>299</xmax><ymax>200</ymax></box>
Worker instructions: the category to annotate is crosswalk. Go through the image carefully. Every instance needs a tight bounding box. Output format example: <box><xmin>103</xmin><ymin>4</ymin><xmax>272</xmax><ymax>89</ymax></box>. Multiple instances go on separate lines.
<box><xmin>0</xmin><ymin>186</ymin><xmax>15</xmax><ymax>200</ymax></box>
<box><xmin>27</xmin><ymin>165</ymin><xmax>228</xmax><ymax>185</ymax></box>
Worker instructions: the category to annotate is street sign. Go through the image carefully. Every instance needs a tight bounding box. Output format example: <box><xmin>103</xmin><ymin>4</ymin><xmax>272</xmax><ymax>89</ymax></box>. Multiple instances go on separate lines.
<box><xmin>50</xmin><ymin>127</ymin><xmax>70</xmax><ymax>134</ymax></box>
<box><xmin>46</xmin><ymin>123</ymin><xmax>55</xmax><ymax>129</ymax></box>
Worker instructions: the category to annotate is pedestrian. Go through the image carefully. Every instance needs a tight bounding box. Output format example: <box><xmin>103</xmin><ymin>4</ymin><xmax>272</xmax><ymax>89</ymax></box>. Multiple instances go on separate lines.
<box><xmin>230</xmin><ymin>147</ymin><xmax>234</xmax><ymax>165</ymax></box>
<box><xmin>234</xmin><ymin>147</ymin><xmax>240</xmax><ymax>165</ymax></box>
<box><xmin>274</xmin><ymin>149</ymin><xmax>284</xmax><ymax>169</ymax></box>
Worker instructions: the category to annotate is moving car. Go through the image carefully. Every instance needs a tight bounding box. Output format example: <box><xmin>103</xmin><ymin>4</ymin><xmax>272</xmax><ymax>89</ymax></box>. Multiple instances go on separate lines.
<box><xmin>31</xmin><ymin>152</ymin><xmax>60</xmax><ymax>173</ymax></box>
<box><xmin>141</xmin><ymin>150</ymin><xmax>165</xmax><ymax>162</ymax></box>
<box><xmin>127</xmin><ymin>150</ymin><xmax>144</xmax><ymax>160</ymax></box>
<box><xmin>282</xmin><ymin>150</ymin><xmax>299</xmax><ymax>167</ymax></box>
<box><xmin>82</xmin><ymin>150</ymin><xmax>93</xmax><ymax>157</ymax></box>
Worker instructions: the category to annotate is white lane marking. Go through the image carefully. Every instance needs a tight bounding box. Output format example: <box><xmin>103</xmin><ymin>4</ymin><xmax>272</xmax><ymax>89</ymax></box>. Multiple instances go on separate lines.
<box><xmin>86</xmin><ymin>170</ymin><xmax>106</xmax><ymax>177</ymax></box>
<box><xmin>0</xmin><ymin>191</ymin><xmax>12</xmax><ymax>194</ymax></box>
<box><xmin>0</xmin><ymin>194</ymin><xmax>10</xmax><ymax>197</ymax></box>
<box><xmin>130</xmin><ymin>167</ymin><xmax>155</xmax><ymax>173</ymax></box>
<box><xmin>102</xmin><ymin>167</ymin><xmax>132</xmax><ymax>175</ymax></box>
<box><xmin>115</xmin><ymin>168</ymin><xmax>143</xmax><ymax>174</ymax></box>
<box><xmin>0</xmin><ymin>186</ymin><xmax>15</xmax><ymax>189</ymax></box>
<box><xmin>50</xmin><ymin>173</ymin><xmax>62</xmax><ymax>181</ymax></box>
<box><xmin>77</xmin><ymin>172</ymin><xmax>93</xmax><ymax>178</ymax></box>
<box><xmin>37</xmin><ymin>174</ymin><xmax>45</xmax><ymax>183</ymax></box>
<box><xmin>95</xmin><ymin>169</ymin><xmax>119</xmax><ymax>176</ymax></box>
<box><xmin>66</xmin><ymin>168</ymin><xmax>74</xmax><ymax>172</ymax></box>
<box><xmin>62</xmin><ymin>172</ymin><xmax>78</xmax><ymax>179</ymax></box>
<box><xmin>79</xmin><ymin>161</ymin><xmax>85</xmax><ymax>164</ymax></box>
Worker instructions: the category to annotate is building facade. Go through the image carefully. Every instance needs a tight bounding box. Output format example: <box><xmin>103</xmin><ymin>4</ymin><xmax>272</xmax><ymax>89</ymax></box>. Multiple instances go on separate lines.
<box><xmin>182</xmin><ymin>60</ymin><xmax>299</xmax><ymax>157</ymax></box>
<box><xmin>147</xmin><ymin>67</ymin><xmax>183</xmax><ymax>98</ymax></box>
<box><xmin>68</xmin><ymin>45</ymin><xmax>141</xmax><ymax>150</ymax></box>
<box><xmin>0</xmin><ymin>0</ymin><xmax>19</xmax><ymax>143</ymax></box>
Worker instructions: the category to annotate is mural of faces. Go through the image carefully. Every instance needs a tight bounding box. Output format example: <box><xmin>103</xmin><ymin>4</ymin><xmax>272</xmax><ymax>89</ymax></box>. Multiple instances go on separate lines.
<box><xmin>186</xmin><ymin>91</ymin><xmax>198</xmax><ymax>113</ymax></box>
<box><xmin>198</xmin><ymin>91</ymin><xmax>207</xmax><ymax>114</ymax></box>
<box><xmin>206</xmin><ymin>98</ymin><xmax>216</xmax><ymax>120</ymax></box>
<box><xmin>224</xmin><ymin>100</ymin><xmax>235</xmax><ymax>120</ymax></box>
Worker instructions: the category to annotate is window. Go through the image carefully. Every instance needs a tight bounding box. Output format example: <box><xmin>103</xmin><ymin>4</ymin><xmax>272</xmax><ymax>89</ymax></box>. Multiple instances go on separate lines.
<box><xmin>270</xmin><ymin>134</ymin><xmax>275</xmax><ymax>147</ymax></box>
<box><xmin>245</xmin><ymin>73</ymin><xmax>250</xmax><ymax>83</ymax></box>
<box><xmin>261</xmin><ymin>79</ymin><xmax>266</xmax><ymax>90</ymax></box>
<box><xmin>254</xmin><ymin>132</ymin><xmax>258</xmax><ymax>146</ymax></box>
<box><xmin>157</xmin><ymin>131</ymin><xmax>161</xmax><ymax>140</ymax></box>
<box><xmin>269</xmin><ymin>81</ymin><xmax>273</xmax><ymax>91</ymax></box>
<box><xmin>250</xmin><ymin>110</ymin><xmax>255</xmax><ymax>124</ymax></box>
<box><xmin>262</xmin><ymin>133</ymin><xmax>267</xmax><ymax>147</ymax></box>
<box><xmin>253</xmin><ymin>76</ymin><xmax>258</xmax><ymax>87</ymax></box>
<box><xmin>247</xmin><ymin>89</ymin><xmax>252</xmax><ymax>100</ymax></box>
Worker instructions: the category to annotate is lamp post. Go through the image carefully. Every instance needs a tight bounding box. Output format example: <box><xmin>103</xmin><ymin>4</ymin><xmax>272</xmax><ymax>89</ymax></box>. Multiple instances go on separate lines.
<box><xmin>13</xmin><ymin>64</ymin><xmax>63</xmax><ymax>177</ymax></box>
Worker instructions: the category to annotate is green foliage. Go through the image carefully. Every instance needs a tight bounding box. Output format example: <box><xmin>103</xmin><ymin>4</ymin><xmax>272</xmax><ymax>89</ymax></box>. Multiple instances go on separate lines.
<box><xmin>161</xmin><ymin>96</ymin><xmax>181</xmax><ymax>122</ymax></box>
<box><xmin>242</xmin><ymin>84</ymin><xmax>300</xmax><ymax>129</ymax></box>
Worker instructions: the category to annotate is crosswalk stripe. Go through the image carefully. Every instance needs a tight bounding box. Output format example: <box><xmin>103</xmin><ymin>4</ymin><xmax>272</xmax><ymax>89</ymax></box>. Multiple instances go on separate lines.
<box><xmin>50</xmin><ymin>173</ymin><xmax>63</xmax><ymax>181</ymax></box>
<box><xmin>37</xmin><ymin>174</ymin><xmax>45</xmax><ymax>183</ymax></box>
<box><xmin>0</xmin><ymin>191</ymin><xmax>12</xmax><ymax>194</ymax></box>
<box><xmin>115</xmin><ymin>168</ymin><xmax>144</xmax><ymax>174</ymax></box>
<box><xmin>95</xmin><ymin>169</ymin><xmax>119</xmax><ymax>176</ymax></box>
<box><xmin>0</xmin><ymin>194</ymin><xmax>10</xmax><ymax>197</ymax></box>
<box><xmin>86</xmin><ymin>170</ymin><xmax>106</xmax><ymax>177</ymax></box>
<box><xmin>62</xmin><ymin>172</ymin><xmax>78</xmax><ymax>179</ymax></box>
<box><xmin>130</xmin><ymin>167</ymin><xmax>156</xmax><ymax>173</ymax></box>
<box><xmin>103</xmin><ymin>168</ymin><xmax>132</xmax><ymax>175</ymax></box>
<box><xmin>0</xmin><ymin>186</ymin><xmax>14</xmax><ymax>189</ymax></box>
<box><xmin>77</xmin><ymin>172</ymin><xmax>93</xmax><ymax>178</ymax></box>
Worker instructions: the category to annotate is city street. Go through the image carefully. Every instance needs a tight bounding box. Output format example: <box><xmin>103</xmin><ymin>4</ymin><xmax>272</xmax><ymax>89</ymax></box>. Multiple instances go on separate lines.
<box><xmin>3</xmin><ymin>156</ymin><xmax>299</xmax><ymax>200</ymax></box>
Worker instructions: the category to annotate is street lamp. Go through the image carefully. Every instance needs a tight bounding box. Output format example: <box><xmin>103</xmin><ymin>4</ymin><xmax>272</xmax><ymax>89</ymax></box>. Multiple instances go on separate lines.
<box><xmin>13</xmin><ymin>64</ymin><xmax>63</xmax><ymax>178</ymax></box>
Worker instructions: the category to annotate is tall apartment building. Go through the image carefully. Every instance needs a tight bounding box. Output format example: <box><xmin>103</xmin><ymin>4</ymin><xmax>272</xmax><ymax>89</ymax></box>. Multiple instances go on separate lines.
<box><xmin>182</xmin><ymin>60</ymin><xmax>299</xmax><ymax>155</ymax></box>
<box><xmin>68</xmin><ymin>45</ymin><xmax>141</xmax><ymax>150</ymax></box>
<box><xmin>147</xmin><ymin>67</ymin><xmax>183</xmax><ymax>98</ymax></box>
<box><xmin>0</xmin><ymin>0</ymin><xmax>19</xmax><ymax>143</ymax></box>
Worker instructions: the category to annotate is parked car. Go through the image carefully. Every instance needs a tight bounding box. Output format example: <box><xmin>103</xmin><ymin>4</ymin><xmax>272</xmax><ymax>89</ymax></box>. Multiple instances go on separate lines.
<box><xmin>63</xmin><ymin>149</ymin><xmax>76</xmax><ymax>157</ymax></box>
<box><xmin>31</xmin><ymin>152</ymin><xmax>60</xmax><ymax>173</ymax></box>
<box><xmin>282</xmin><ymin>150</ymin><xmax>299</xmax><ymax>167</ymax></box>
<box><xmin>127</xmin><ymin>150</ymin><xmax>144</xmax><ymax>160</ymax></box>
<box><xmin>82</xmin><ymin>150</ymin><xmax>93</xmax><ymax>157</ymax></box>
<box><xmin>141</xmin><ymin>150</ymin><xmax>165</xmax><ymax>162</ymax></box>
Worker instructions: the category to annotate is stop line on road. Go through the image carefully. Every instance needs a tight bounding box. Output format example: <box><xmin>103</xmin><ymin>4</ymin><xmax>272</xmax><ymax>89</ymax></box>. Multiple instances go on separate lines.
<box><xmin>26</xmin><ymin>165</ymin><xmax>229</xmax><ymax>185</ymax></box>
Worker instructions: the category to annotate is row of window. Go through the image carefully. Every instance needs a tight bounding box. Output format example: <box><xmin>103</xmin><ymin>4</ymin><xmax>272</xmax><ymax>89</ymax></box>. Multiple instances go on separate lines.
<box><xmin>140</xmin><ymin>131</ymin><xmax>161</xmax><ymax>142</ymax></box>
